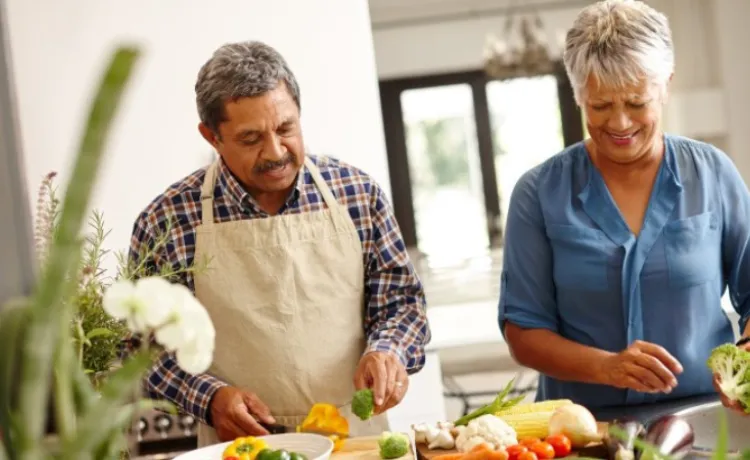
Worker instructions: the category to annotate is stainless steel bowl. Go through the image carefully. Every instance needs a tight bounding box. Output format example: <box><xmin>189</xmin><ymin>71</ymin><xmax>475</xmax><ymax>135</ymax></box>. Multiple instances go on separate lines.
<box><xmin>670</xmin><ymin>401</ymin><xmax>750</xmax><ymax>453</ymax></box>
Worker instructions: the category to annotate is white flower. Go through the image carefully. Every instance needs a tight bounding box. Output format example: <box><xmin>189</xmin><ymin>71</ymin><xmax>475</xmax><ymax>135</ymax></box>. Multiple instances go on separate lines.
<box><xmin>102</xmin><ymin>275</ymin><xmax>216</xmax><ymax>375</ymax></box>
<box><xmin>172</xmin><ymin>295</ymin><xmax>215</xmax><ymax>374</ymax></box>
<box><xmin>102</xmin><ymin>277</ymin><xmax>180</xmax><ymax>332</ymax></box>
<box><xmin>102</xmin><ymin>279</ymin><xmax>138</xmax><ymax>320</ymax></box>
<box><xmin>176</xmin><ymin>332</ymin><xmax>214</xmax><ymax>374</ymax></box>
<box><xmin>132</xmin><ymin>277</ymin><xmax>182</xmax><ymax>330</ymax></box>
<box><xmin>154</xmin><ymin>284</ymin><xmax>214</xmax><ymax>351</ymax></box>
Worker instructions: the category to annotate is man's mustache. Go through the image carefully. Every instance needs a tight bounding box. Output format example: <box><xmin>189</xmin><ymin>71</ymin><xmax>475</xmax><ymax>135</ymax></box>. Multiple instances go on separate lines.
<box><xmin>254</xmin><ymin>154</ymin><xmax>296</xmax><ymax>173</ymax></box>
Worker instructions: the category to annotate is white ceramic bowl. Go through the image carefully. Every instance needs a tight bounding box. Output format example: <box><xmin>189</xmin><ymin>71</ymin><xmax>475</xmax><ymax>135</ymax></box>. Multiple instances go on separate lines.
<box><xmin>173</xmin><ymin>433</ymin><xmax>334</xmax><ymax>460</ymax></box>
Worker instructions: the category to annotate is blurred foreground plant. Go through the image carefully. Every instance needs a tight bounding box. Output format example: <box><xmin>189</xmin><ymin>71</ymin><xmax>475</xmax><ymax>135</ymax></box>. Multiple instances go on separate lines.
<box><xmin>0</xmin><ymin>45</ymin><xmax>215</xmax><ymax>460</ymax></box>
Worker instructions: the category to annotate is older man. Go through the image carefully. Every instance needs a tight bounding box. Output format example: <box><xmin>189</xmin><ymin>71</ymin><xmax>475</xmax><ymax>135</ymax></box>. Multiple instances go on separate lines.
<box><xmin>128</xmin><ymin>40</ymin><xmax>431</xmax><ymax>447</ymax></box>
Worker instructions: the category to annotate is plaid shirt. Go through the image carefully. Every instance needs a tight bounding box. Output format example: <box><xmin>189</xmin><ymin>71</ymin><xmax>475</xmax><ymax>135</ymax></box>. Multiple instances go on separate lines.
<box><xmin>128</xmin><ymin>154</ymin><xmax>431</xmax><ymax>426</ymax></box>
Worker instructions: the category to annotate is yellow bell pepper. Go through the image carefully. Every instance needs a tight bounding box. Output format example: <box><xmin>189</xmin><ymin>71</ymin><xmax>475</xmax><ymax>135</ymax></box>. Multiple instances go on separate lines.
<box><xmin>222</xmin><ymin>436</ymin><xmax>269</xmax><ymax>460</ymax></box>
<box><xmin>299</xmin><ymin>403</ymin><xmax>350</xmax><ymax>452</ymax></box>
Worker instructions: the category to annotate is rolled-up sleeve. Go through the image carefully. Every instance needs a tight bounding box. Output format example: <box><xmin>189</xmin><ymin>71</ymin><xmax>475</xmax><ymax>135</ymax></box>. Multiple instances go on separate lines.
<box><xmin>363</xmin><ymin>182</ymin><xmax>431</xmax><ymax>375</ymax></box>
<box><xmin>717</xmin><ymin>150</ymin><xmax>750</xmax><ymax>333</ymax></box>
<box><xmin>498</xmin><ymin>170</ymin><xmax>559</xmax><ymax>335</ymax></box>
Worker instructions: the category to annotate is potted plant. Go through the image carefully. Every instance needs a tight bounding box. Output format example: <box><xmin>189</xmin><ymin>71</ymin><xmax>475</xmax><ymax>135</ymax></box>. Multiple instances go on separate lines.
<box><xmin>0</xmin><ymin>45</ymin><xmax>214</xmax><ymax>460</ymax></box>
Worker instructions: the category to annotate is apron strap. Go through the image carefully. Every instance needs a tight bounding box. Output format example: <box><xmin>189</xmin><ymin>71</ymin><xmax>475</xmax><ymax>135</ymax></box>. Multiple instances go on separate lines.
<box><xmin>304</xmin><ymin>156</ymin><xmax>343</xmax><ymax>213</ymax></box>
<box><xmin>200</xmin><ymin>160</ymin><xmax>221</xmax><ymax>226</ymax></box>
<box><xmin>202</xmin><ymin>157</ymin><xmax>344</xmax><ymax>225</ymax></box>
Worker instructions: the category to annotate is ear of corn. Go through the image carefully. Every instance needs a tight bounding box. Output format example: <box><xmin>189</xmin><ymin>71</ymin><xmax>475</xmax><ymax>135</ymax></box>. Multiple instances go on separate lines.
<box><xmin>494</xmin><ymin>399</ymin><xmax>573</xmax><ymax>416</ymax></box>
<box><xmin>494</xmin><ymin>400</ymin><xmax>573</xmax><ymax>440</ymax></box>
<box><xmin>497</xmin><ymin>411</ymin><xmax>554</xmax><ymax>440</ymax></box>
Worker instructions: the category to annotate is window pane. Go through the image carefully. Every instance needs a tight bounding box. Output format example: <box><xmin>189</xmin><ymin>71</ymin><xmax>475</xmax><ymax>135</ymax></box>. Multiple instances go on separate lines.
<box><xmin>487</xmin><ymin>76</ymin><xmax>566</xmax><ymax>234</ymax></box>
<box><xmin>400</xmin><ymin>84</ymin><xmax>489</xmax><ymax>267</ymax></box>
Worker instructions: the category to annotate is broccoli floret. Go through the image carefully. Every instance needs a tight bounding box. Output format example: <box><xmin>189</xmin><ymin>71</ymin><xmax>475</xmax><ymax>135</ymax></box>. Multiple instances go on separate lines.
<box><xmin>378</xmin><ymin>431</ymin><xmax>409</xmax><ymax>459</ymax></box>
<box><xmin>352</xmin><ymin>388</ymin><xmax>375</xmax><ymax>421</ymax></box>
<box><xmin>707</xmin><ymin>343</ymin><xmax>750</xmax><ymax>412</ymax></box>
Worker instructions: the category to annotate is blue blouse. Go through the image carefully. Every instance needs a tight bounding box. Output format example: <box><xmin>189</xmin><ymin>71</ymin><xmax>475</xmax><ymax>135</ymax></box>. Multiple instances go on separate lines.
<box><xmin>498</xmin><ymin>134</ymin><xmax>750</xmax><ymax>408</ymax></box>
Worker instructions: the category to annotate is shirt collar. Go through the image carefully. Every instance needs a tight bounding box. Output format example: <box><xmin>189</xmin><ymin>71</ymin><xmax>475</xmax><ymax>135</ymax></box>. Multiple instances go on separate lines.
<box><xmin>216</xmin><ymin>159</ymin><xmax>305</xmax><ymax>211</ymax></box>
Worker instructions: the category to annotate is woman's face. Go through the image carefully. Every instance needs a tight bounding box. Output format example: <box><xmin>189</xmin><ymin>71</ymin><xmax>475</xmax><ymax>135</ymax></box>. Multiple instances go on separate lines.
<box><xmin>582</xmin><ymin>74</ymin><xmax>668</xmax><ymax>165</ymax></box>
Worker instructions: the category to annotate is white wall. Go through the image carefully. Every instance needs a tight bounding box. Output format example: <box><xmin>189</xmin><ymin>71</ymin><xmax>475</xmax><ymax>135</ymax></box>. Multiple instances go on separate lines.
<box><xmin>371</xmin><ymin>0</ymin><xmax>750</xmax><ymax>180</ymax></box>
<box><xmin>373</xmin><ymin>7</ymin><xmax>577</xmax><ymax>80</ymax></box>
<box><xmin>5</xmin><ymin>0</ymin><xmax>389</xmax><ymax>268</ymax></box>
<box><xmin>713</xmin><ymin>0</ymin><xmax>750</xmax><ymax>183</ymax></box>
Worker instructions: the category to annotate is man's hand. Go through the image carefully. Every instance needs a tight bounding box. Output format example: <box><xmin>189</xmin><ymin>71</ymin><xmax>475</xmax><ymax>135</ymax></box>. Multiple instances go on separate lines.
<box><xmin>353</xmin><ymin>351</ymin><xmax>408</xmax><ymax>414</ymax></box>
<box><xmin>209</xmin><ymin>386</ymin><xmax>275</xmax><ymax>441</ymax></box>
<box><xmin>601</xmin><ymin>340</ymin><xmax>683</xmax><ymax>393</ymax></box>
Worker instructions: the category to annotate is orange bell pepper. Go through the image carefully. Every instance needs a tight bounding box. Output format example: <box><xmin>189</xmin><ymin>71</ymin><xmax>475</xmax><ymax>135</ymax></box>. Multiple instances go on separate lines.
<box><xmin>299</xmin><ymin>403</ymin><xmax>350</xmax><ymax>452</ymax></box>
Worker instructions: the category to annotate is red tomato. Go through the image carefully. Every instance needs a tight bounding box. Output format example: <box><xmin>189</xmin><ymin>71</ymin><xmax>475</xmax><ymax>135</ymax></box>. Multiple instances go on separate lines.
<box><xmin>519</xmin><ymin>437</ymin><xmax>541</xmax><ymax>447</ymax></box>
<box><xmin>545</xmin><ymin>434</ymin><xmax>572</xmax><ymax>458</ymax></box>
<box><xmin>506</xmin><ymin>444</ymin><xmax>529</xmax><ymax>460</ymax></box>
<box><xmin>529</xmin><ymin>441</ymin><xmax>555</xmax><ymax>460</ymax></box>
<box><xmin>518</xmin><ymin>451</ymin><xmax>539</xmax><ymax>460</ymax></box>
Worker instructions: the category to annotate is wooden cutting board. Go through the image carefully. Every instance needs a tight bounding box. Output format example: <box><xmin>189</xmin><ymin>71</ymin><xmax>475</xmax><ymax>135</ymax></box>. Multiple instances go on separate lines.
<box><xmin>415</xmin><ymin>422</ymin><xmax>610</xmax><ymax>460</ymax></box>
<box><xmin>333</xmin><ymin>435</ymin><xmax>415</xmax><ymax>459</ymax></box>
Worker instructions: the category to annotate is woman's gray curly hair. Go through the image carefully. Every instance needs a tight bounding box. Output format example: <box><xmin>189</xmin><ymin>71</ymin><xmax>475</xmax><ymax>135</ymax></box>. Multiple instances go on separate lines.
<box><xmin>562</xmin><ymin>0</ymin><xmax>674</xmax><ymax>105</ymax></box>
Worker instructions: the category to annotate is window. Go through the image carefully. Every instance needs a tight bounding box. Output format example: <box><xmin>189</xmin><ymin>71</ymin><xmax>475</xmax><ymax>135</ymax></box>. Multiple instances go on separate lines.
<box><xmin>379</xmin><ymin>66</ymin><xmax>583</xmax><ymax>267</ymax></box>
<box><xmin>486</xmin><ymin>75</ymin><xmax>566</xmax><ymax>232</ymax></box>
<box><xmin>400</xmin><ymin>84</ymin><xmax>489</xmax><ymax>266</ymax></box>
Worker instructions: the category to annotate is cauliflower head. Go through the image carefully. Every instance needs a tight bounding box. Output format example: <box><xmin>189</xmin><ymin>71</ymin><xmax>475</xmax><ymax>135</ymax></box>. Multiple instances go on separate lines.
<box><xmin>707</xmin><ymin>343</ymin><xmax>750</xmax><ymax>413</ymax></box>
<box><xmin>454</xmin><ymin>414</ymin><xmax>517</xmax><ymax>453</ymax></box>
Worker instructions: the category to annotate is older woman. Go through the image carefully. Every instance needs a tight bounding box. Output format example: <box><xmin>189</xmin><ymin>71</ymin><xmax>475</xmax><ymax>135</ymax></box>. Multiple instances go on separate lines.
<box><xmin>499</xmin><ymin>0</ymin><xmax>750</xmax><ymax>411</ymax></box>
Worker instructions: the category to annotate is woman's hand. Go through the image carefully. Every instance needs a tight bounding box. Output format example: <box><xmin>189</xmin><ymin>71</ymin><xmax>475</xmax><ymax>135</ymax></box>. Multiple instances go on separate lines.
<box><xmin>714</xmin><ymin>339</ymin><xmax>750</xmax><ymax>416</ymax></box>
<box><xmin>601</xmin><ymin>340</ymin><xmax>683</xmax><ymax>393</ymax></box>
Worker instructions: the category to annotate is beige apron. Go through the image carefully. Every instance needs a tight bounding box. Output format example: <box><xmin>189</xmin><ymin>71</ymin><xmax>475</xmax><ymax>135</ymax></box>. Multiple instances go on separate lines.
<box><xmin>194</xmin><ymin>157</ymin><xmax>390</xmax><ymax>447</ymax></box>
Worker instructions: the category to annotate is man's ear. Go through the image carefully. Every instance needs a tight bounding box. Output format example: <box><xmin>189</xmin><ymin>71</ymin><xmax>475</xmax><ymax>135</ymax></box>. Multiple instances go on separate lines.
<box><xmin>198</xmin><ymin>123</ymin><xmax>221</xmax><ymax>148</ymax></box>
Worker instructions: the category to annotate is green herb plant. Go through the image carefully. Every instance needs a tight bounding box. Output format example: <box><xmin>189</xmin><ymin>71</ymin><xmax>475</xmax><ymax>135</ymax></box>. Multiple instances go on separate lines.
<box><xmin>33</xmin><ymin>173</ymin><xmax>205</xmax><ymax>391</ymax></box>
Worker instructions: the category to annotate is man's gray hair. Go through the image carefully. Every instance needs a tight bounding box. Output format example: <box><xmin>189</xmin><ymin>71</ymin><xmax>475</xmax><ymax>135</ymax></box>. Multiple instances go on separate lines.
<box><xmin>562</xmin><ymin>0</ymin><xmax>674</xmax><ymax>105</ymax></box>
<box><xmin>195</xmin><ymin>40</ymin><xmax>301</xmax><ymax>133</ymax></box>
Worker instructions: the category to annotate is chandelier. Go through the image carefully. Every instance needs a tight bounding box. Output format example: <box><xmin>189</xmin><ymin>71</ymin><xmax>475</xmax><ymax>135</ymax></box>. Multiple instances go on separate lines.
<box><xmin>483</xmin><ymin>9</ymin><xmax>559</xmax><ymax>79</ymax></box>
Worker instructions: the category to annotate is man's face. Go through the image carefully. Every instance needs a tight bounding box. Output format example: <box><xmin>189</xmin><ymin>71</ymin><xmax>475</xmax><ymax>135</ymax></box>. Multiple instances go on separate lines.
<box><xmin>199</xmin><ymin>83</ymin><xmax>304</xmax><ymax>195</ymax></box>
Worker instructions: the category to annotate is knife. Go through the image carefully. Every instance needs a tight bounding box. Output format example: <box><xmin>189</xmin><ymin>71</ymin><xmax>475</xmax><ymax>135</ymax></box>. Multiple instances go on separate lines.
<box><xmin>260</xmin><ymin>422</ymin><xmax>349</xmax><ymax>439</ymax></box>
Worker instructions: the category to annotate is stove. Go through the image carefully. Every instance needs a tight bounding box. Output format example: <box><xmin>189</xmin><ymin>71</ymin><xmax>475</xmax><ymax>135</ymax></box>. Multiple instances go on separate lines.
<box><xmin>128</xmin><ymin>409</ymin><xmax>199</xmax><ymax>459</ymax></box>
